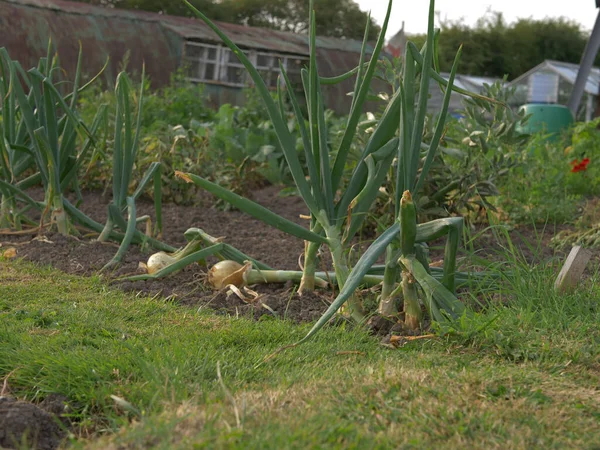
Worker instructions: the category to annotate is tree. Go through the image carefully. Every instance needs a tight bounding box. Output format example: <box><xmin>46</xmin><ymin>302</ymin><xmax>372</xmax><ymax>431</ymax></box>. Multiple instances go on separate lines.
<box><xmin>409</xmin><ymin>12</ymin><xmax>593</xmax><ymax>79</ymax></box>
<box><xmin>68</xmin><ymin>0</ymin><xmax>380</xmax><ymax>41</ymax></box>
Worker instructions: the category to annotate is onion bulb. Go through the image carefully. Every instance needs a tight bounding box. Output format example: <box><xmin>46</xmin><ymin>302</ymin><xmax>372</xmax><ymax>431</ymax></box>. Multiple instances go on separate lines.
<box><xmin>143</xmin><ymin>231</ymin><xmax>207</xmax><ymax>275</ymax></box>
<box><xmin>146</xmin><ymin>251</ymin><xmax>177</xmax><ymax>274</ymax></box>
<box><xmin>208</xmin><ymin>260</ymin><xmax>250</xmax><ymax>289</ymax></box>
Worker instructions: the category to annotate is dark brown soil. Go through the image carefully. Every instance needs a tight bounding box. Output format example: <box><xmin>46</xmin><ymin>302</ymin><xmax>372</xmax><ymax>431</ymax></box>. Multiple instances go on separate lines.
<box><xmin>2</xmin><ymin>186</ymin><xmax>334</xmax><ymax>322</ymax></box>
<box><xmin>0</xmin><ymin>396</ymin><xmax>66</xmax><ymax>450</ymax></box>
<box><xmin>2</xmin><ymin>186</ymin><xmax>595</xmax><ymax>324</ymax></box>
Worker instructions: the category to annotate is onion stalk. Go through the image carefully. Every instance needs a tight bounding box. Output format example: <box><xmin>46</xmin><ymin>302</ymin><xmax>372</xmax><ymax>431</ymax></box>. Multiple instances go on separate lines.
<box><xmin>207</xmin><ymin>260</ymin><xmax>387</xmax><ymax>290</ymax></box>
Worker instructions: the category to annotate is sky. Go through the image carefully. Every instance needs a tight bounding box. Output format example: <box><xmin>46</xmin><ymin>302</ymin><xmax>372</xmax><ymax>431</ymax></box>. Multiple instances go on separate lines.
<box><xmin>356</xmin><ymin>0</ymin><xmax>599</xmax><ymax>39</ymax></box>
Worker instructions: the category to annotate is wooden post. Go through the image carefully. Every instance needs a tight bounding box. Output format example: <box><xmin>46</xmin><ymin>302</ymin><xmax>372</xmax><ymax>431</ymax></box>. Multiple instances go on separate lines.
<box><xmin>554</xmin><ymin>246</ymin><xmax>592</xmax><ymax>293</ymax></box>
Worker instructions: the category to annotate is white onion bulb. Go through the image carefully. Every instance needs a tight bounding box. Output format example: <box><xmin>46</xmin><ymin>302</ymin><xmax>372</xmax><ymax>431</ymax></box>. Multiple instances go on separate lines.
<box><xmin>208</xmin><ymin>260</ymin><xmax>249</xmax><ymax>289</ymax></box>
<box><xmin>146</xmin><ymin>252</ymin><xmax>177</xmax><ymax>274</ymax></box>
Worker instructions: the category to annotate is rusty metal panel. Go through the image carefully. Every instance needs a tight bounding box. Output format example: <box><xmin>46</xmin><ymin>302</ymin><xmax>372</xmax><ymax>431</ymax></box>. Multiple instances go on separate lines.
<box><xmin>0</xmin><ymin>0</ymin><xmax>182</xmax><ymax>86</ymax></box>
<box><xmin>165</xmin><ymin>19</ymin><xmax>378</xmax><ymax>56</ymax></box>
<box><xmin>2</xmin><ymin>0</ymin><xmax>380</xmax><ymax>56</ymax></box>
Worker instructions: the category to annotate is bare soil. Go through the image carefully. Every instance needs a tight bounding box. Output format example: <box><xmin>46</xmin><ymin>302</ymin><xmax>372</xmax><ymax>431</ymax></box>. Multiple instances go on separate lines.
<box><xmin>0</xmin><ymin>395</ymin><xmax>68</xmax><ymax>450</ymax></box>
<box><xmin>1</xmin><ymin>186</ymin><xmax>593</xmax><ymax>324</ymax></box>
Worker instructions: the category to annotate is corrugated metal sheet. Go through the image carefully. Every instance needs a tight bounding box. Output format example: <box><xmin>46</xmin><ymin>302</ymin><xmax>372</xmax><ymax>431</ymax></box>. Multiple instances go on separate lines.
<box><xmin>0</xmin><ymin>0</ymin><xmax>386</xmax><ymax>113</ymax></box>
<box><xmin>5</xmin><ymin>0</ymin><xmax>378</xmax><ymax>55</ymax></box>
<box><xmin>0</xmin><ymin>0</ymin><xmax>182</xmax><ymax>86</ymax></box>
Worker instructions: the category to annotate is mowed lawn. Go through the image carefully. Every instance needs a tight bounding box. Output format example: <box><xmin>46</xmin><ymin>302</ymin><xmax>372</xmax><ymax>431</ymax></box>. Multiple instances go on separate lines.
<box><xmin>1</xmin><ymin>259</ymin><xmax>600</xmax><ymax>449</ymax></box>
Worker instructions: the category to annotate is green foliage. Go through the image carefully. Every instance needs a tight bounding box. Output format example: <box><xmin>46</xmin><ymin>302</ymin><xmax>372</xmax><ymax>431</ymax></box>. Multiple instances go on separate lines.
<box><xmin>80</xmin><ymin>76</ymin><xmax>284</xmax><ymax>205</ymax></box>
<box><xmin>563</xmin><ymin>119</ymin><xmax>600</xmax><ymax>197</ymax></box>
<box><xmin>495</xmin><ymin>118</ymin><xmax>600</xmax><ymax>225</ymax></box>
<box><xmin>142</xmin><ymin>72</ymin><xmax>213</xmax><ymax>132</ymax></box>
<box><xmin>495</xmin><ymin>132</ymin><xmax>580</xmax><ymax>224</ymax></box>
<box><xmin>409</xmin><ymin>12</ymin><xmax>590</xmax><ymax>79</ymax></box>
<box><xmin>0</xmin><ymin>44</ymin><xmax>104</xmax><ymax>234</ymax></box>
<box><xmin>97</xmin><ymin>70</ymin><xmax>165</xmax><ymax>270</ymax></box>
<box><xmin>359</xmin><ymin>76</ymin><xmax>531</xmax><ymax>229</ymax></box>
<box><xmin>424</xmin><ymin>81</ymin><xmax>530</xmax><ymax>220</ymax></box>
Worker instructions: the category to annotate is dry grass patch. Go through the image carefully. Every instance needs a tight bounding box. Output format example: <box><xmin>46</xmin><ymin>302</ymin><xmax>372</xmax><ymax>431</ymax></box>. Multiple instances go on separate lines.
<box><xmin>86</xmin><ymin>358</ymin><xmax>600</xmax><ymax>449</ymax></box>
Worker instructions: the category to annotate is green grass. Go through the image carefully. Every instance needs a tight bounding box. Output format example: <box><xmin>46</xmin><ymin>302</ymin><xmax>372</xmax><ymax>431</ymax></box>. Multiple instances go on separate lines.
<box><xmin>1</xmin><ymin>257</ymin><xmax>600</xmax><ymax>449</ymax></box>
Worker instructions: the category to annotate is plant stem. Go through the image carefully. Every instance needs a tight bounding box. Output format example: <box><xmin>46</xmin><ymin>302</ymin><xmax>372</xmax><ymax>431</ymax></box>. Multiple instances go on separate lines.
<box><xmin>102</xmin><ymin>196</ymin><xmax>137</xmax><ymax>271</ymax></box>
<box><xmin>402</xmin><ymin>270</ymin><xmax>421</xmax><ymax>330</ymax></box>
<box><xmin>299</xmin><ymin>239</ymin><xmax>320</xmax><ymax>294</ymax></box>
<box><xmin>52</xmin><ymin>194</ymin><xmax>69</xmax><ymax>235</ymax></box>
<box><xmin>98</xmin><ymin>216</ymin><xmax>114</xmax><ymax>242</ymax></box>
<box><xmin>0</xmin><ymin>195</ymin><xmax>12</xmax><ymax>229</ymax></box>
<box><xmin>325</xmin><ymin>224</ymin><xmax>365</xmax><ymax>323</ymax></box>
<box><xmin>247</xmin><ymin>269</ymin><xmax>329</xmax><ymax>288</ymax></box>
<box><xmin>378</xmin><ymin>245</ymin><xmax>399</xmax><ymax>316</ymax></box>
<box><xmin>441</xmin><ymin>219</ymin><xmax>462</xmax><ymax>294</ymax></box>
<box><xmin>63</xmin><ymin>198</ymin><xmax>176</xmax><ymax>253</ymax></box>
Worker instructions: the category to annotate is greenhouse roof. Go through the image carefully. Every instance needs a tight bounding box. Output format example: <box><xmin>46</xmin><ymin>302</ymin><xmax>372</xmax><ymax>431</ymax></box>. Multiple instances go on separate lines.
<box><xmin>439</xmin><ymin>73</ymin><xmax>501</xmax><ymax>93</ymax></box>
<box><xmin>509</xmin><ymin>60</ymin><xmax>600</xmax><ymax>96</ymax></box>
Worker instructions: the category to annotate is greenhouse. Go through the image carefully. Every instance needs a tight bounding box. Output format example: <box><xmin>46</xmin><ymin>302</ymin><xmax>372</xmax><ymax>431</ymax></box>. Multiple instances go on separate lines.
<box><xmin>508</xmin><ymin>60</ymin><xmax>600</xmax><ymax>121</ymax></box>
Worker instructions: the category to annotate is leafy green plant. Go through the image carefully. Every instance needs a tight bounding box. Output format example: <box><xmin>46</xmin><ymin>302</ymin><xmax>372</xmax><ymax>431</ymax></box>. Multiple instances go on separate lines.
<box><xmin>0</xmin><ymin>43</ymin><xmax>175</xmax><ymax>269</ymax></box>
<box><xmin>96</xmin><ymin>71</ymin><xmax>164</xmax><ymax>269</ymax></box>
<box><xmin>420</xmin><ymin>81</ymin><xmax>530</xmax><ymax>220</ymax></box>
<box><xmin>0</xmin><ymin>43</ymin><xmax>104</xmax><ymax>235</ymax></box>
<box><xmin>170</xmin><ymin>0</ymin><xmax>487</xmax><ymax>340</ymax></box>
<box><xmin>495</xmin><ymin>130</ymin><xmax>585</xmax><ymax>225</ymax></box>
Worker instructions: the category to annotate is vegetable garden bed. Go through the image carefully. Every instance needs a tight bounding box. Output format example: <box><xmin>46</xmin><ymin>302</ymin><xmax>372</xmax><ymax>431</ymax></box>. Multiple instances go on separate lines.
<box><xmin>2</xmin><ymin>185</ymin><xmax>591</xmax><ymax>327</ymax></box>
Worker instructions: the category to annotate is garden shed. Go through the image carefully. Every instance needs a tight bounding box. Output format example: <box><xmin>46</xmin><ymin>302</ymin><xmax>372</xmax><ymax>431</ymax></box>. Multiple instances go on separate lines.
<box><xmin>508</xmin><ymin>60</ymin><xmax>600</xmax><ymax>121</ymax></box>
<box><xmin>0</xmin><ymin>0</ymin><xmax>385</xmax><ymax>114</ymax></box>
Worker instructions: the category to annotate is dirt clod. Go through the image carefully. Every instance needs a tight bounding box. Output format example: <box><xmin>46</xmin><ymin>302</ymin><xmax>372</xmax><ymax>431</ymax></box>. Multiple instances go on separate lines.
<box><xmin>0</xmin><ymin>397</ymin><xmax>64</xmax><ymax>450</ymax></box>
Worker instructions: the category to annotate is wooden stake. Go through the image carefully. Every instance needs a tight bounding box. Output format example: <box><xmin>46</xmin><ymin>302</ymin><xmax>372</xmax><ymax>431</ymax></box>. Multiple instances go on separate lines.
<box><xmin>554</xmin><ymin>245</ymin><xmax>592</xmax><ymax>293</ymax></box>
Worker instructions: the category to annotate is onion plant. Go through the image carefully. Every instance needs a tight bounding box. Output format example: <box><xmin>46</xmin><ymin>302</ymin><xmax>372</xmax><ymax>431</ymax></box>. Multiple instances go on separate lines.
<box><xmin>180</xmin><ymin>0</ymin><xmax>402</xmax><ymax>323</ymax></box>
<box><xmin>178</xmin><ymin>0</ymin><xmax>476</xmax><ymax>333</ymax></box>
<box><xmin>0</xmin><ymin>43</ymin><xmax>105</xmax><ymax>234</ymax></box>
<box><xmin>124</xmin><ymin>224</ymin><xmax>489</xmax><ymax>290</ymax></box>
<box><xmin>0</xmin><ymin>45</ymin><xmax>170</xmax><ymax>263</ymax></box>
<box><xmin>96</xmin><ymin>71</ymin><xmax>164</xmax><ymax>269</ymax></box>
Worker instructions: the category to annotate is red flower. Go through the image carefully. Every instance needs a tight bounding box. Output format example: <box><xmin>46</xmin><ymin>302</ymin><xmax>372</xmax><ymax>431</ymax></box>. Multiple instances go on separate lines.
<box><xmin>571</xmin><ymin>158</ymin><xmax>590</xmax><ymax>173</ymax></box>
